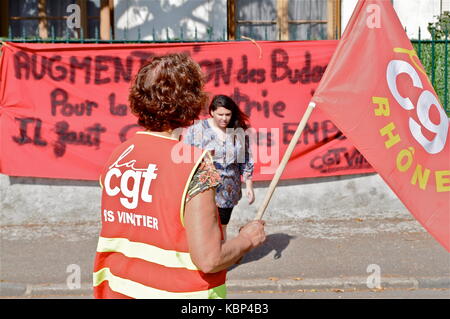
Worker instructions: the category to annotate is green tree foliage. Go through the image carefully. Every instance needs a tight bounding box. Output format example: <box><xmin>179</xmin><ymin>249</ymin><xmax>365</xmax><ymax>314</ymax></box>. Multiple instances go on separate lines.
<box><xmin>428</xmin><ymin>11</ymin><xmax>450</xmax><ymax>39</ymax></box>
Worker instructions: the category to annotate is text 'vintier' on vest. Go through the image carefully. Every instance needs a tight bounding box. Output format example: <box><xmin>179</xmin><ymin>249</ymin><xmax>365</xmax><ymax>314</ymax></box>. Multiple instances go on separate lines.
<box><xmin>93</xmin><ymin>131</ymin><xmax>227</xmax><ymax>299</ymax></box>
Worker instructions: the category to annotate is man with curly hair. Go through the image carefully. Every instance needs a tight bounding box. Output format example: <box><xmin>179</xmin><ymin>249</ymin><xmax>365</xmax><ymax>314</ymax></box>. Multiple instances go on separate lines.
<box><xmin>93</xmin><ymin>53</ymin><xmax>266</xmax><ymax>299</ymax></box>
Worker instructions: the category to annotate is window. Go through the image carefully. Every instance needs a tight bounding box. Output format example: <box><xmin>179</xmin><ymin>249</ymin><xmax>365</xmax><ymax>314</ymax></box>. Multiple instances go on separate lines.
<box><xmin>4</xmin><ymin>0</ymin><xmax>105</xmax><ymax>39</ymax></box>
<box><xmin>228</xmin><ymin>0</ymin><xmax>341</xmax><ymax>40</ymax></box>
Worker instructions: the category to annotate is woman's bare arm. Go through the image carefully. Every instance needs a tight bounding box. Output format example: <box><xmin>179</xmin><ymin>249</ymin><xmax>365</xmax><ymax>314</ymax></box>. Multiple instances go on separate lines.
<box><xmin>184</xmin><ymin>188</ymin><xmax>265</xmax><ymax>273</ymax></box>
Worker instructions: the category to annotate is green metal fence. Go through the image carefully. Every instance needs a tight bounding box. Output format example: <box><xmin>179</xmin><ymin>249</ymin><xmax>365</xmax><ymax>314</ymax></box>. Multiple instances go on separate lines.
<box><xmin>1</xmin><ymin>25</ymin><xmax>449</xmax><ymax>114</ymax></box>
<box><xmin>411</xmin><ymin>28</ymin><xmax>449</xmax><ymax>115</ymax></box>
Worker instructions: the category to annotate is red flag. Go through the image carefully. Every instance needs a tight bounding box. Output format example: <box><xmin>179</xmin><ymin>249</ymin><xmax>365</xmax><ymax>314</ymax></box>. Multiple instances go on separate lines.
<box><xmin>312</xmin><ymin>0</ymin><xmax>450</xmax><ymax>251</ymax></box>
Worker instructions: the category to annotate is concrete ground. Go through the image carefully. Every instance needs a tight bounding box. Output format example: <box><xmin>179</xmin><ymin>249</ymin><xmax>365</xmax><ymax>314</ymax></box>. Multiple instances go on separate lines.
<box><xmin>1</xmin><ymin>215</ymin><xmax>449</xmax><ymax>299</ymax></box>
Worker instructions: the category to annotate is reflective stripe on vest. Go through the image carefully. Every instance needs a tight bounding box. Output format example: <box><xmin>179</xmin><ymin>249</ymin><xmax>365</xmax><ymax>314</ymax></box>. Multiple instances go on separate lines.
<box><xmin>96</xmin><ymin>236</ymin><xmax>198</xmax><ymax>270</ymax></box>
<box><xmin>93</xmin><ymin>268</ymin><xmax>226</xmax><ymax>299</ymax></box>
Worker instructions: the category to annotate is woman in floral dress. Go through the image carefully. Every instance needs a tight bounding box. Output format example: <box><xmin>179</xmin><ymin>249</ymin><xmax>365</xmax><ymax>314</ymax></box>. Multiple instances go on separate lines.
<box><xmin>184</xmin><ymin>95</ymin><xmax>254</xmax><ymax>240</ymax></box>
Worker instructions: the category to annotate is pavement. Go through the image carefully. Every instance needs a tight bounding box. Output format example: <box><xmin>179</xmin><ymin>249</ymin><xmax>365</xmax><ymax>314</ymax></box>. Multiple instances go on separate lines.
<box><xmin>1</xmin><ymin>216</ymin><xmax>449</xmax><ymax>298</ymax></box>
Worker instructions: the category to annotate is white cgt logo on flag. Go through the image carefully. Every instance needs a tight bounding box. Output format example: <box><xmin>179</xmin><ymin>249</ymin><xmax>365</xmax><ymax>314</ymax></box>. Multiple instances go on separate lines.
<box><xmin>386</xmin><ymin>59</ymin><xmax>449</xmax><ymax>154</ymax></box>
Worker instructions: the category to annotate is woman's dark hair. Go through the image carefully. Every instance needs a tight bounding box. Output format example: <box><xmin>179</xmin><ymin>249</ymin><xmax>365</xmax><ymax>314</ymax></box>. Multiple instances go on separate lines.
<box><xmin>129</xmin><ymin>53</ymin><xmax>208</xmax><ymax>132</ymax></box>
<box><xmin>209</xmin><ymin>95</ymin><xmax>250</xmax><ymax>130</ymax></box>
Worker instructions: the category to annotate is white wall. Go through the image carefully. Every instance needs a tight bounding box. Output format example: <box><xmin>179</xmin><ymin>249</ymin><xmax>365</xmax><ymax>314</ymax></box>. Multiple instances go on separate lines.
<box><xmin>113</xmin><ymin>0</ymin><xmax>227</xmax><ymax>41</ymax></box>
<box><xmin>341</xmin><ymin>0</ymin><xmax>444</xmax><ymax>39</ymax></box>
<box><xmin>442</xmin><ymin>0</ymin><xmax>450</xmax><ymax>11</ymax></box>
<box><xmin>341</xmin><ymin>0</ymin><xmax>359</xmax><ymax>36</ymax></box>
<box><xmin>394</xmin><ymin>0</ymin><xmax>442</xmax><ymax>39</ymax></box>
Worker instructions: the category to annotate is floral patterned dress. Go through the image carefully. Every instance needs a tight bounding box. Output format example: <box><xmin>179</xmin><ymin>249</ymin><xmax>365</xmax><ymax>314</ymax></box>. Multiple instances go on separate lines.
<box><xmin>184</xmin><ymin>119</ymin><xmax>254</xmax><ymax>208</ymax></box>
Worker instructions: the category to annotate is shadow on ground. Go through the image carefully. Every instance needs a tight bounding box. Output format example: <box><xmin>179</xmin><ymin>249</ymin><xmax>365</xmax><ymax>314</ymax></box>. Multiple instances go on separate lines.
<box><xmin>228</xmin><ymin>233</ymin><xmax>296</xmax><ymax>271</ymax></box>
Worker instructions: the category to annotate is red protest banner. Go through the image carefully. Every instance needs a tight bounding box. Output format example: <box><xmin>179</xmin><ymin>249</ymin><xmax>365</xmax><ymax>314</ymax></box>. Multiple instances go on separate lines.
<box><xmin>312</xmin><ymin>1</ymin><xmax>450</xmax><ymax>251</ymax></box>
<box><xmin>0</xmin><ymin>41</ymin><xmax>374</xmax><ymax>181</ymax></box>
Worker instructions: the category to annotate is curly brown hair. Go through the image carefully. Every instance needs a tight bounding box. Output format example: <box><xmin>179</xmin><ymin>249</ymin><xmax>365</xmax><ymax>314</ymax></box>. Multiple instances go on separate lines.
<box><xmin>129</xmin><ymin>53</ymin><xmax>208</xmax><ymax>132</ymax></box>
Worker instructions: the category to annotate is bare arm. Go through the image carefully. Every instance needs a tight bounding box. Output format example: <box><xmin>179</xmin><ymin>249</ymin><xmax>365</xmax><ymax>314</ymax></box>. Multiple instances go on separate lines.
<box><xmin>184</xmin><ymin>188</ymin><xmax>265</xmax><ymax>274</ymax></box>
<box><xmin>245</xmin><ymin>178</ymin><xmax>255</xmax><ymax>204</ymax></box>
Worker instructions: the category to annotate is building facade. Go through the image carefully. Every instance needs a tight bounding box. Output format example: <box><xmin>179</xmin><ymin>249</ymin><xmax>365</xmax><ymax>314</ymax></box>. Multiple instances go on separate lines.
<box><xmin>1</xmin><ymin>0</ymin><xmax>448</xmax><ymax>42</ymax></box>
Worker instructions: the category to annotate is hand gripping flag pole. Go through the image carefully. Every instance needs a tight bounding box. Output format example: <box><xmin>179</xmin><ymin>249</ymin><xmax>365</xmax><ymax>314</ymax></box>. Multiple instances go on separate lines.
<box><xmin>254</xmin><ymin>101</ymin><xmax>316</xmax><ymax>220</ymax></box>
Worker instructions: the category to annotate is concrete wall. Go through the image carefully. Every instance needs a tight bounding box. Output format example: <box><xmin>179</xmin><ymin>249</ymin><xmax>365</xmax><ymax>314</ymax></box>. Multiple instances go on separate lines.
<box><xmin>341</xmin><ymin>0</ymin><xmax>445</xmax><ymax>39</ymax></box>
<box><xmin>113</xmin><ymin>0</ymin><xmax>227</xmax><ymax>41</ymax></box>
<box><xmin>0</xmin><ymin>172</ymin><xmax>411</xmax><ymax>226</ymax></box>
<box><xmin>0</xmin><ymin>175</ymin><xmax>101</xmax><ymax>225</ymax></box>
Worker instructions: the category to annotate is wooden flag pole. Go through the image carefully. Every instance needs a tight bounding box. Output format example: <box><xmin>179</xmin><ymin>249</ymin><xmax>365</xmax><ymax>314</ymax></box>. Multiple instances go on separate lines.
<box><xmin>254</xmin><ymin>101</ymin><xmax>316</xmax><ymax>220</ymax></box>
